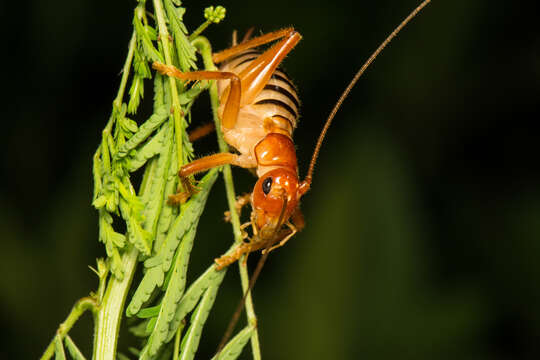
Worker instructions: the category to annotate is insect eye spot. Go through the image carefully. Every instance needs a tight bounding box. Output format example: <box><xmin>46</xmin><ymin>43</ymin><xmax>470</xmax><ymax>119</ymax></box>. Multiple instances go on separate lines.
<box><xmin>262</xmin><ymin>177</ymin><xmax>272</xmax><ymax>195</ymax></box>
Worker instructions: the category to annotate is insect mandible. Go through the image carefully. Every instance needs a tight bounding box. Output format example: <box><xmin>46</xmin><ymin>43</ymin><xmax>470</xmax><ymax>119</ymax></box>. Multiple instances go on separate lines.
<box><xmin>153</xmin><ymin>0</ymin><xmax>432</xmax><ymax>270</ymax></box>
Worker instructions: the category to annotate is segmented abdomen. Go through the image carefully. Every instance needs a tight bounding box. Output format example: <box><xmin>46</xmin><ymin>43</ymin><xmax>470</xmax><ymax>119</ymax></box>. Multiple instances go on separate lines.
<box><xmin>218</xmin><ymin>49</ymin><xmax>300</xmax><ymax>134</ymax></box>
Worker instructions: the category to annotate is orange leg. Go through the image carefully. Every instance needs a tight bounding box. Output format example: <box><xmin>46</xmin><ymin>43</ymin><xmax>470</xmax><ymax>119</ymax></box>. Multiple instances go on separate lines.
<box><xmin>224</xmin><ymin>193</ymin><xmax>252</xmax><ymax>222</ymax></box>
<box><xmin>214</xmin><ymin>239</ymin><xmax>268</xmax><ymax>270</ymax></box>
<box><xmin>153</xmin><ymin>63</ymin><xmax>241</xmax><ymax>129</ymax></box>
<box><xmin>238</xmin><ymin>30</ymin><xmax>301</xmax><ymax>105</ymax></box>
<box><xmin>231</xmin><ymin>28</ymin><xmax>254</xmax><ymax>47</ymax></box>
<box><xmin>168</xmin><ymin>152</ymin><xmax>256</xmax><ymax>204</ymax></box>
<box><xmin>215</xmin><ymin>28</ymin><xmax>302</xmax><ymax>106</ymax></box>
<box><xmin>213</xmin><ymin>28</ymin><xmax>297</xmax><ymax>64</ymax></box>
<box><xmin>240</xmin><ymin>28</ymin><xmax>255</xmax><ymax>44</ymax></box>
<box><xmin>188</xmin><ymin>122</ymin><xmax>215</xmax><ymax>142</ymax></box>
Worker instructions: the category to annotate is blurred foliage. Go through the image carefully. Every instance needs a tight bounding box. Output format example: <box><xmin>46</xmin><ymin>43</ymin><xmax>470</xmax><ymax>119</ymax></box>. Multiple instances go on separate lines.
<box><xmin>1</xmin><ymin>0</ymin><xmax>540</xmax><ymax>359</ymax></box>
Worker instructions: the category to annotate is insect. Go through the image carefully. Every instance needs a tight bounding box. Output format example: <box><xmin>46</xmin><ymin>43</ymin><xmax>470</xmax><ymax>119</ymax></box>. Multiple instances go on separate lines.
<box><xmin>154</xmin><ymin>0</ymin><xmax>432</xmax><ymax>272</ymax></box>
<box><xmin>154</xmin><ymin>27</ymin><xmax>309</xmax><ymax>270</ymax></box>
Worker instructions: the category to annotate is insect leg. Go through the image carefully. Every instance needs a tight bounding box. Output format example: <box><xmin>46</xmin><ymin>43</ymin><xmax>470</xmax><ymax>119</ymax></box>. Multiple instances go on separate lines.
<box><xmin>236</xmin><ymin>30</ymin><xmax>301</xmax><ymax>106</ymax></box>
<box><xmin>213</xmin><ymin>27</ymin><xmax>297</xmax><ymax>64</ymax></box>
<box><xmin>153</xmin><ymin>63</ymin><xmax>241</xmax><ymax>129</ymax></box>
<box><xmin>214</xmin><ymin>240</ymin><xmax>267</xmax><ymax>270</ymax></box>
<box><xmin>224</xmin><ymin>193</ymin><xmax>252</xmax><ymax>222</ymax></box>
<box><xmin>168</xmin><ymin>152</ymin><xmax>256</xmax><ymax>204</ymax></box>
<box><xmin>188</xmin><ymin>122</ymin><xmax>215</xmax><ymax>142</ymax></box>
<box><xmin>262</xmin><ymin>222</ymin><xmax>298</xmax><ymax>254</ymax></box>
<box><xmin>240</xmin><ymin>27</ymin><xmax>255</xmax><ymax>44</ymax></box>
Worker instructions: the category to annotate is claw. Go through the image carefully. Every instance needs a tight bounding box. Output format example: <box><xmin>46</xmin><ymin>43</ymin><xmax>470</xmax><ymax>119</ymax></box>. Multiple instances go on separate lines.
<box><xmin>168</xmin><ymin>177</ymin><xmax>200</xmax><ymax>204</ymax></box>
<box><xmin>167</xmin><ymin>192</ymin><xmax>191</xmax><ymax>205</ymax></box>
<box><xmin>214</xmin><ymin>255</ymin><xmax>234</xmax><ymax>271</ymax></box>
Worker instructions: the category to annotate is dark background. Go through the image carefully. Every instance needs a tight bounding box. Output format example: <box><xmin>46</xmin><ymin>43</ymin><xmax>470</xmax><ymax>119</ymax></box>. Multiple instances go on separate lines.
<box><xmin>2</xmin><ymin>0</ymin><xmax>540</xmax><ymax>359</ymax></box>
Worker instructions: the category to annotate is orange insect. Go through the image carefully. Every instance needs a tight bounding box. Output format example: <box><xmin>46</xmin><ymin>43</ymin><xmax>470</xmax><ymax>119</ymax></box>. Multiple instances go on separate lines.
<box><xmin>153</xmin><ymin>1</ymin><xmax>431</xmax><ymax>271</ymax></box>
<box><xmin>154</xmin><ymin>28</ymin><xmax>309</xmax><ymax>269</ymax></box>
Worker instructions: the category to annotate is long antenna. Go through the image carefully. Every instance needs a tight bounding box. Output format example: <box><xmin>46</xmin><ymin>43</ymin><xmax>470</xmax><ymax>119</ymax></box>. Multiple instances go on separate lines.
<box><xmin>304</xmin><ymin>0</ymin><xmax>431</xmax><ymax>185</ymax></box>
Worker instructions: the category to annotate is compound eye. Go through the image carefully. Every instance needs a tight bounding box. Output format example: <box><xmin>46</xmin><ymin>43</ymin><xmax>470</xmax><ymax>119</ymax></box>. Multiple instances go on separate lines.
<box><xmin>262</xmin><ymin>177</ymin><xmax>272</xmax><ymax>195</ymax></box>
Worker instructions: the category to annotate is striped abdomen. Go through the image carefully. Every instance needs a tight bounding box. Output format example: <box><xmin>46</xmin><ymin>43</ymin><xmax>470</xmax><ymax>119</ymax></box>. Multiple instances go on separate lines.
<box><xmin>217</xmin><ymin>49</ymin><xmax>301</xmax><ymax>137</ymax></box>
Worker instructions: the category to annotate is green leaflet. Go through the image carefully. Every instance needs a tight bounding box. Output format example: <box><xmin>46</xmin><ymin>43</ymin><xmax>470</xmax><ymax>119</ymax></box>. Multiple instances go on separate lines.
<box><xmin>129</xmin><ymin>318</ymin><xmax>153</xmax><ymax>338</ymax></box>
<box><xmin>163</xmin><ymin>0</ymin><xmax>197</xmax><ymax>71</ymax></box>
<box><xmin>128</xmin><ymin>265</ymin><xmax>164</xmax><ymax>316</ymax></box>
<box><xmin>127</xmin><ymin>124</ymin><xmax>167</xmax><ymax>172</ymax></box>
<box><xmin>166</xmin><ymin>264</ymin><xmax>226</xmax><ymax>342</ymax></box>
<box><xmin>137</xmin><ymin>304</ymin><xmax>161</xmax><ymax>319</ymax></box>
<box><xmin>92</xmin><ymin>149</ymin><xmax>103</xmax><ymax>203</ymax></box>
<box><xmin>126</xmin><ymin>168</ymin><xmax>218</xmax><ymax>316</ymax></box>
<box><xmin>154</xmin><ymin>169</ymin><xmax>218</xmax><ymax>272</ymax></box>
<box><xmin>128</xmin><ymin>74</ymin><xmax>144</xmax><ymax>114</ymax></box>
<box><xmin>64</xmin><ymin>336</ymin><xmax>86</xmax><ymax>360</ymax></box>
<box><xmin>133</xmin><ymin>15</ymin><xmax>162</xmax><ymax>63</ymax></box>
<box><xmin>115</xmin><ymin>107</ymin><xmax>169</xmax><ymax>159</ymax></box>
<box><xmin>178</xmin><ymin>281</ymin><xmax>222</xmax><ymax>360</ymax></box>
<box><xmin>153</xmin><ymin>155</ymin><xmax>179</xmax><ymax>252</ymax></box>
<box><xmin>98</xmin><ymin>211</ymin><xmax>125</xmax><ymax>279</ymax></box>
<box><xmin>117</xmin><ymin>353</ymin><xmax>131</xmax><ymax>360</ymax></box>
<box><xmin>133</xmin><ymin>46</ymin><xmax>152</xmax><ymax>79</ymax></box>
<box><xmin>129</xmin><ymin>48</ymin><xmax>152</xmax><ymax>115</ymax></box>
<box><xmin>211</xmin><ymin>326</ymin><xmax>256</xmax><ymax>360</ymax></box>
<box><xmin>146</xmin><ymin>316</ymin><xmax>158</xmax><ymax>335</ymax></box>
<box><xmin>119</xmin><ymin>115</ymin><xmax>139</xmax><ymax>135</ymax></box>
<box><xmin>153</xmin><ymin>73</ymin><xmax>165</xmax><ymax>110</ymax></box>
<box><xmin>120</xmin><ymin>199</ymin><xmax>152</xmax><ymax>256</ymax></box>
<box><xmin>144</xmin><ymin>221</ymin><xmax>201</xmax><ymax>356</ymax></box>
<box><xmin>141</xmin><ymin>121</ymin><xmax>175</xmax><ymax>241</ymax></box>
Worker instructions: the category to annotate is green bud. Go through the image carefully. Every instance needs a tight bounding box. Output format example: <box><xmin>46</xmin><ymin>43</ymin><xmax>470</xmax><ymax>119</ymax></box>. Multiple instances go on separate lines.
<box><xmin>204</xmin><ymin>6</ymin><xmax>226</xmax><ymax>24</ymax></box>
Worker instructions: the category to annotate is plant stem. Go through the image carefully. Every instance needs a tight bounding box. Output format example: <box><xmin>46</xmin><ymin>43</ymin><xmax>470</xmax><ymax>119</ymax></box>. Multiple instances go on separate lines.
<box><xmin>193</xmin><ymin>36</ymin><xmax>262</xmax><ymax>360</ymax></box>
<box><xmin>173</xmin><ymin>326</ymin><xmax>181</xmax><ymax>360</ymax></box>
<box><xmin>40</xmin><ymin>297</ymin><xmax>98</xmax><ymax>360</ymax></box>
<box><xmin>113</xmin><ymin>31</ymin><xmax>137</xmax><ymax>113</ymax></box>
<box><xmin>93</xmin><ymin>246</ymin><xmax>139</xmax><ymax>360</ymax></box>
<box><xmin>189</xmin><ymin>20</ymin><xmax>211</xmax><ymax>42</ymax></box>
<box><xmin>152</xmin><ymin>0</ymin><xmax>184</xmax><ymax>170</ymax></box>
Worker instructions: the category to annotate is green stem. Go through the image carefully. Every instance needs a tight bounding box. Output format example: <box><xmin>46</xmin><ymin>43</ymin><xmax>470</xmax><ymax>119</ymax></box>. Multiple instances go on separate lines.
<box><xmin>94</xmin><ymin>26</ymin><xmax>137</xmax><ymax>181</ymax></box>
<box><xmin>153</xmin><ymin>0</ymin><xmax>184</xmax><ymax>170</ymax></box>
<box><xmin>189</xmin><ymin>20</ymin><xmax>211</xmax><ymax>41</ymax></box>
<box><xmin>40</xmin><ymin>297</ymin><xmax>98</xmax><ymax>360</ymax></box>
<box><xmin>93</xmin><ymin>246</ymin><xmax>139</xmax><ymax>360</ymax></box>
<box><xmin>193</xmin><ymin>36</ymin><xmax>262</xmax><ymax>360</ymax></box>
<box><xmin>113</xmin><ymin>30</ymin><xmax>137</xmax><ymax>113</ymax></box>
<box><xmin>173</xmin><ymin>328</ymin><xmax>180</xmax><ymax>360</ymax></box>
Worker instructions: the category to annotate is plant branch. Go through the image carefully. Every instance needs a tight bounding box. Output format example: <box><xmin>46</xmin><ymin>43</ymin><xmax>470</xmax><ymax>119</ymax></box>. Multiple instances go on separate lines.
<box><xmin>113</xmin><ymin>31</ymin><xmax>137</xmax><ymax>113</ymax></box>
<box><xmin>93</xmin><ymin>246</ymin><xmax>139</xmax><ymax>360</ymax></box>
<box><xmin>40</xmin><ymin>297</ymin><xmax>98</xmax><ymax>360</ymax></box>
